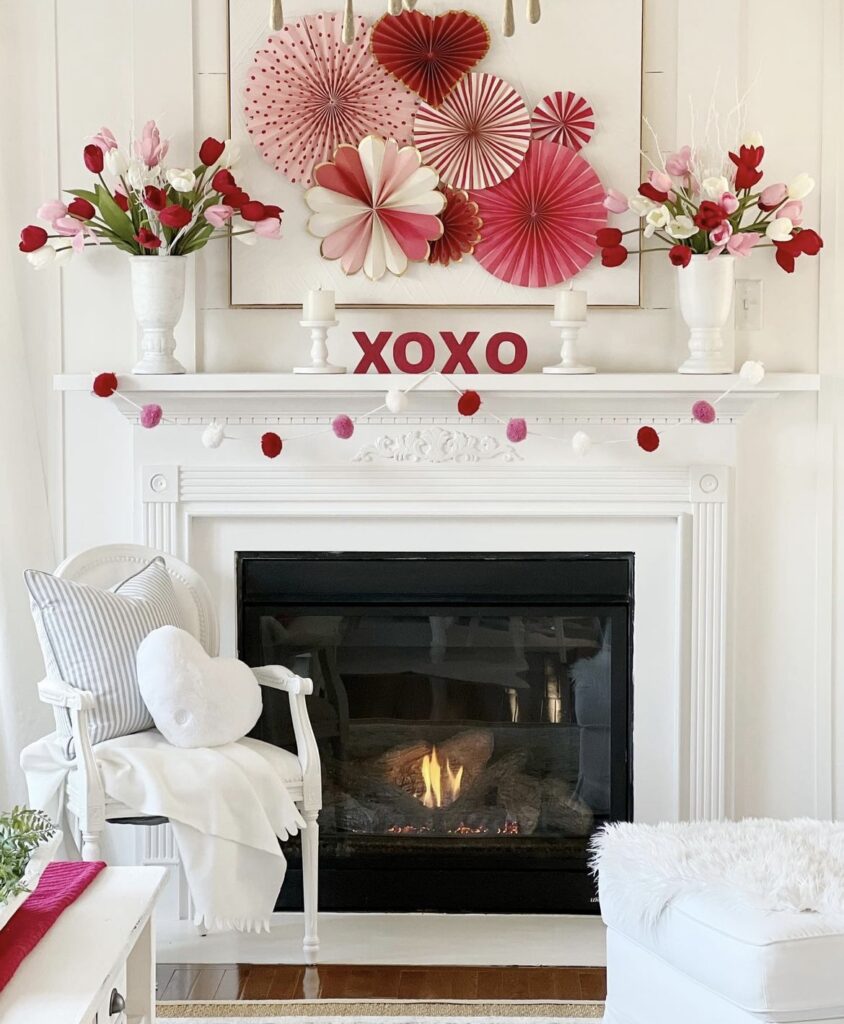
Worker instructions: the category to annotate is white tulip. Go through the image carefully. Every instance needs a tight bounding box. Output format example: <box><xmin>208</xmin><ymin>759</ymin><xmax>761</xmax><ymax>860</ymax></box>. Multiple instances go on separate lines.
<box><xmin>787</xmin><ymin>173</ymin><xmax>815</xmax><ymax>200</ymax></box>
<box><xmin>221</xmin><ymin>141</ymin><xmax>241</xmax><ymax>168</ymax></box>
<box><xmin>644</xmin><ymin>205</ymin><xmax>670</xmax><ymax>238</ymax></box>
<box><xmin>701</xmin><ymin>176</ymin><xmax>730</xmax><ymax>199</ymax></box>
<box><xmin>166</xmin><ymin>167</ymin><xmax>196</xmax><ymax>193</ymax></box>
<box><xmin>765</xmin><ymin>217</ymin><xmax>794</xmax><ymax>242</ymax></box>
<box><xmin>105</xmin><ymin>148</ymin><xmax>129</xmax><ymax>176</ymax></box>
<box><xmin>26</xmin><ymin>246</ymin><xmax>55</xmax><ymax>270</ymax></box>
<box><xmin>126</xmin><ymin>159</ymin><xmax>155</xmax><ymax>190</ymax></box>
<box><xmin>571</xmin><ymin>431</ymin><xmax>592</xmax><ymax>457</ymax></box>
<box><xmin>739</xmin><ymin>360</ymin><xmax>765</xmax><ymax>385</ymax></box>
<box><xmin>629</xmin><ymin>195</ymin><xmax>657</xmax><ymax>218</ymax></box>
<box><xmin>742</xmin><ymin>130</ymin><xmax>763</xmax><ymax>148</ymax></box>
<box><xmin>54</xmin><ymin>248</ymin><xmax>73</xmax><ymax>267</ymax></box>
<box><xmin>667</xmin><ymin>214</ymin><xmax>696</xmax><ymax>239</ymax></box>
<box><xmin>386</xmin><ymin>389</ymin><xmax>408</xmax><ymax>414</ymax></box>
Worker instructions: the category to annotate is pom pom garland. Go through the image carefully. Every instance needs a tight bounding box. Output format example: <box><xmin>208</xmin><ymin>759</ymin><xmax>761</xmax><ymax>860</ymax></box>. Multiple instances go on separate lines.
<box><xmin>261</xmin><ymin>432</ymin><xmax>283</xmax><ymax>459</ymax></box>
<box><xmin>139</xmin><ymin>403</ymin><xmax>163</xmax><ymax>429</ymax></box>
<box><xmin>506</xmin><ymin>417</ymin><xmax>527</xmax><ymax>443</ymax></box>
<box><xmin>739</xmin><ymin>360</ymin><xmax>766</xmax><ymax>386</ymax></box>
<box><xmin>457</xmin><ymin>389</ymin><xmax>482</xmax><ymax>416</ymax></box>
<box><xmin>637</xmin><ymin>426</ymin><xmax>660</xmax><ymax>453</ymax></box>
<box><xmin>202</xmin><ymin>421</ymin><xmax>225</xmax><ymax>449</ymax></box>
<box><xmin>572</xmin><ymin>430</ymin><xmax>592</xmax><ymax>457</ymax></box>
<box><xmin>93</xmin><ymin>372</ymin><xmax>118</xmax><ymax>398</ymax></box>
<box><xmin>332</xmin><ymin>414</ymin><xmax>355</xmax><ymax>439</ymax></box>
<box><xmin>692</xmin><ymin>400</ymin><xmax>716</xmax><ymax>424</ymax></box>
<box><xmin>386</xmin><ymin>389</ymin><xmax>408</xmax><ymax>414</ymax></box>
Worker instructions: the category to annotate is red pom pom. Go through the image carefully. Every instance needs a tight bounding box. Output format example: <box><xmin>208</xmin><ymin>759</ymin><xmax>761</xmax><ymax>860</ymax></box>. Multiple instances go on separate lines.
<box><xmin>92</xmin><ymin>372</ymin><xmax>118</xmax><ymax>398</ymax></box>
<box><xmin>261</xmin><ymin>431</ymin><xmax>283</xmax><ymax>459</ymax></box>
<box><xmin>506</xmin><ymin>417</ymin><xmax>528</xmax><ymax>443</ymax></box>
<box><xmin>332</xmin><ymin>414</ymin><xmax>355</xmax><ymax>439</ymax></box>
<box><xmin>457</xmin><ymin>390</ymin><xmax>482</xmax><ymax>416</ymax></box>
<box><xmin>692</xmin><ymin>399</ymin><xmax>716</xmax><ymax>424</ymax></box>
<box><xmin>637</xmin><ymin>426</ymin><xmax>660</xmax><ymax>452</ymax></box>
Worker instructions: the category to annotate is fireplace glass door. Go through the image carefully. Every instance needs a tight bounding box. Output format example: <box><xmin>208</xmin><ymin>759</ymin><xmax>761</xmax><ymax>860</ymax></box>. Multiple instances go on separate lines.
<box><xmin>238</xmin><ymin>553</ymin><xmax>632</xmax><ymax>914</ymax></box>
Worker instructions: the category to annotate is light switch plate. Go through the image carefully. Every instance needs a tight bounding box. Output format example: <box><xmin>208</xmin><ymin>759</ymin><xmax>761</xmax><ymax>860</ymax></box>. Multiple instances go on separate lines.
<box><xmin>735</xmin><ymin>279</ymin><xmax>763</xmax><ymax>331</ymax></box>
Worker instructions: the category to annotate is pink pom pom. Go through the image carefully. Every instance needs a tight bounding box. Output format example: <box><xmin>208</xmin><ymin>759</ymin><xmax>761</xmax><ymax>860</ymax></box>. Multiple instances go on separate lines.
<box><xmin>332</xmin><ymin>414</ymin><xmax>355</xmax><ymax>439</ymax></box>
<box><xmin>506</xmin><ymin>417</ymin><xmax>527</xmax><ymax>443</ymax></box>
<box><xmin>692</xmin><ymin>399</ymin><xmax>717</xmax><ymax>424</ymax></box>
<box><xmin>139</xmin><ymin>403</ymin><xmax>163</xmax><ymax>429</ymax></box>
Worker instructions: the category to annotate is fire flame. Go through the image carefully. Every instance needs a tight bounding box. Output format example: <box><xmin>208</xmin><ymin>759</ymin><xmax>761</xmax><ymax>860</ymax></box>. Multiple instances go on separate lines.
<box><xmin>420</xmin><ymin>745</ymin><xmax>464</xmax><ymax>809</ymax></box>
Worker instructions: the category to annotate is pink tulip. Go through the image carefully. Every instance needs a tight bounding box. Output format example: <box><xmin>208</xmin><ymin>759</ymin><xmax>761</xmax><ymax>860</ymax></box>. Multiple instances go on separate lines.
<box><xmin>648</xmin><ymin>169</ymin><xmax>674</xmax><ymax>194</ymax></box>
<box><xmin>134</xmin><ymin>120</ymin><xmax>169</xmax><ymax>168</ymax></box>
<box><xmin>603</xmin><ymin>188</ymin><xmax>628</xmax><ymax>214</ymax></box>
<box><xmin>53</xmin><ymin>215</ymin><xmax>84</xmax><ymax>236</ymax></box>
<box><xmin>665</xmin><ymin>145</ymin><xmax>693</xmax><ymax>177</ymax></box>
<box><xmin>90</xmin><ymin>126</ymin><xmax>118</xmax><ymax>152</ymax></box>
<box><xmin>37</xmin><ymin>199</ymin><xmax>67</xmax><ymax>222</ymax></box>
<box><xmin>727</xmin><ymin>231</ymin><xmax>761</xmax><ymax>257</ymax></box>
<box><xmin>776</xmin><ymin>200</ymin><xmax>803</xmax><ymax>226</ymax></box>
<box><xmin>205</xmin><ymin>203</ymin><xmax>234</xmax><ymax>228</ymax></box>
<box><xmin>720</xmin><ymin>191</ymin><xmax>739</xmax><ymax>215</ymax></box>
<box><xmin>758</xmin><ymin>182</ymin><xmax>787</xmax><ymax>212</ymax></box>
<box><xmin>710</xmin><ymin>222</ymin><xmax>733</xmax><ymax>247</ymax></box>
<box><xmin>254</xmin><ymin>217</ymin><xmax>282</xmax><ymax>239</ymax></box>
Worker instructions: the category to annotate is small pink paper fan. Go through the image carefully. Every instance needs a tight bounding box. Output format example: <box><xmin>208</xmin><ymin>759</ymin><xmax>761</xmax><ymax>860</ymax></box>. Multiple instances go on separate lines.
<box><xmin>470</xmin><ymin>140</ymin><xmax>607</xmax><ymax>288</ymax></box>
<box><xmin>413</xmin><ymin>72</ymin><xmax>532</xmax><ymax>190</ymax></box>
<box><xmin>244</xmin><ymin>13</ymin><xmax>419</xmax><ymax>187</ymax></box>
<box><xmin>531</xmin><ymin>91</ymin><xmax>595</xmax><ymax>150</ymax></box>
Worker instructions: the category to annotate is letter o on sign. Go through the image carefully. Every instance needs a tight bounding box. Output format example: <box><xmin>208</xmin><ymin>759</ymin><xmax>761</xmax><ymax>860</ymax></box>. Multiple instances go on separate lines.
<box><xmin>486</xmin><ymin>332</ymin><xmax>528</xmax><ymax>374</ymax></box>
<box><xmin>394</xmin><ymin>332</ymin><xmax>436</xmax><ymax>373</ymax></box>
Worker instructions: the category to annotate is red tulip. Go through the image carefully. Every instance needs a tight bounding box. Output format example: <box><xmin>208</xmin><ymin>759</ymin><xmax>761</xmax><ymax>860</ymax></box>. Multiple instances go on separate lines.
<box><xmin>240</xmin><ymin>200</ymin><xmax>267</xmax><ymax>222</ymax></box>
<box><xmin>68</xmin><ymin>197</ymin><xmax>95</xmax><ymax>220</ymax></box>
<box><xmin>83</xmin><ymin>143</ymin><xmax>104</xmax><ymax>173</ymax></box>
<box><xmin>729</xmin><ymin>145</ymin><xmax>764</xmax><ymax>191</ymax></box>
<box><xmin>143</xmin><ymin>186</ymin><xmax>167</xmax><ymax>211</ymax></box>
<box><xmin>212</xmin><ymin>168</ymin><xmax>237</xmax><ymax>193</ymax></box>
<box><xmin>638</xmin><ymin>182</ymin><xmax>669</xmax><ymax>203</ymax></box>
<box><xmin>601</xmin><ymin>244</ymin><xmax>628</xmax><ymax>268</ymax></box>
<box><xmin>457</xmin><ymin>390</ymin><xmax>482</xmax><ymax>416</ymax></box>
<box><xmin>261</xmin><ymin>432</ymin><xmax>283</xmax><ymax>459</ymax></box>
<box><xmin>795</xmin><ymin>228</ymin><xmax>823</xmax><ymax>255</ymax></box>
<box><xmin>734</xmin><ymin>163</ymin><xmax>763</xmax><ymax>190</ymax></box>
<box><xmin>774</xmin><ymin>228</ymin><xmax>824</xmax><ymax>272</ymax></box>
<box><xmin>92</xmin><ymin>372</ymin><xmax>118</xmax><ymax>397</ymax></box>
<box><xmin>225</xmin><ymin>187</ymin><xmax>250</xmax><ymax>210</ymax></box>
<box><xmin>159</xmin><ymin>204</ymin><xmax>192</xmax><ymax>229</ymax></box>
<box><xmin>114</xmin><ymin>191</ymin><xmax>130</xmax><ymax>212</ymax></box>
<box><xmin>693</xmin><ymin>201</ymin><xmax>726</xmax><ymax>231</ymax></box>
<box><xmin>595</xmin><ymin>227</ymin><xmax>623</xmax><ymax>247</ymax></box>
<box><xmin>668</xmin><ymin>244</ymin><xmax>692</xmax><ymax>268</ymax></box>
<box><xmin>18</xmin><ymin>225</ymin><xmax>48</xmax><ymax>252</ymax></box>
<box><xmin>263</xmin><ymin>204</ymin><xmax>283</xmax><ymax>220</ymax></box>
<box><xmin>199</xmin><ymin>137</ymin><xmax>226</xmax><ymax>166</ymax></box>
<box><xmin>133</xmin><ymin>227</ymin><xmax>162</xmax><ymax>250</ymax></box>
<box><xmin>637</xmin><ymin>426</ymin><xmax>660</xmax><ymax>452</ymax></box>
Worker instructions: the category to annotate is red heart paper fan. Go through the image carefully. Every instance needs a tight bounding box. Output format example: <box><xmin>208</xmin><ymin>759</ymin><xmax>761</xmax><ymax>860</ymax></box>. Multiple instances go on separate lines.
<box><xmin>372</xmin><ymin>9</ymin><xmax>490</xmax><ymax>108</ymax></box>
<box><xmin>531</xmin><ymin>91</ymin><xmax>595</xmax><ymax>150</ymax></box>
<box><xmin>470</xmin><ymin>140</ymin><xmax>607</xmax><ymax>288</ymax></box>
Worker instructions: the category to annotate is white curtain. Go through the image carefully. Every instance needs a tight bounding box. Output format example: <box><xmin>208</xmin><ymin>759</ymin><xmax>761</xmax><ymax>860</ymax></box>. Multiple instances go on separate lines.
<box><xmin>0</xmin><ymin>2</ymin><xmax>57</xmax><ymax>807</ymax></box>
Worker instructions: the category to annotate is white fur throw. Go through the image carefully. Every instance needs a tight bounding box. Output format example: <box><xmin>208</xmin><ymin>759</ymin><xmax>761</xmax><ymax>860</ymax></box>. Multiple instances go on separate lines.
<box><xmin>591</xmin><ymin>819</ymin><xmax>844</xmax><ymax>926</ymax></box>
<box><xmin>137</xmin><ymin>626</ymin><xmax>262</xmax><ymax>748</ymax></box>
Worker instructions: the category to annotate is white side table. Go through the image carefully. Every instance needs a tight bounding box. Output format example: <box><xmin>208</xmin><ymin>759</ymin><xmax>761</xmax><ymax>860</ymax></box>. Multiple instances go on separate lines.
<box><xmin>0</xmin><ymin>866</ymin><xmax>166</xmax><ymax>1024</ymax></box>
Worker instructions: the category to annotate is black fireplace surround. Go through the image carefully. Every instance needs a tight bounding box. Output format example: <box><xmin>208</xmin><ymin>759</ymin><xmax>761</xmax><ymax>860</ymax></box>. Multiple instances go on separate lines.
<box><xmin>238</xmin><ymin>552</ymin><xmax>633</xmax><ymax>915</ymax></box>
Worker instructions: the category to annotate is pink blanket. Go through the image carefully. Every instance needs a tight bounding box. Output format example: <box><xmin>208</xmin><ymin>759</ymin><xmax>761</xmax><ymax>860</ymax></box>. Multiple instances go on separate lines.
<box><xmin>0</xmin><ymin>861</ymin><xmax>105</xmax><ymax>992</ymax></box>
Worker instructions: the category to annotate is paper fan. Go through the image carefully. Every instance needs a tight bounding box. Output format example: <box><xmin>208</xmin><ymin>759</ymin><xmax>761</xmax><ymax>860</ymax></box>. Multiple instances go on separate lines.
<box><xmin>244</xmin><ymin>13</ymin><xmax>419</xmax><ymax>187</ymax></box>
<box><xmin>531</xmin><ymin>91</ymin><xmax>595</xmax><ymax>150</ymax></box>
<box><xmin>371</xmin><ymin>9</ymin><xmax>490</xmax><ymax>108</ymax></box>
<box><xmin>470</xmin><ymin>140</ymin><xmax>607</xmax><ymax>288</ymax></box>
<box><xmin>413</xmin><ymin>72</ymin><xmax>532</xmax><ymax>190</ymax></box>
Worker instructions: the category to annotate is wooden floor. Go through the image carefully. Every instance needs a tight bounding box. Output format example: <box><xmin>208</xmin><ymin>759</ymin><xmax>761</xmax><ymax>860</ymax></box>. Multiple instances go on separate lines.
<box><xmin>156</xmin><ymin>964</ymin><xmax>607</xmax><ymax>1002</ymax></box>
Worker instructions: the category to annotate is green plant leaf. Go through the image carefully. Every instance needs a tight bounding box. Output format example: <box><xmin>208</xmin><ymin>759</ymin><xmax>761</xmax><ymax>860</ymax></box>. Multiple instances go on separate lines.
<box><xmin>94</xmin><ymin>184</ymin><xmax>136</xmax><ymax>245</ymax></box>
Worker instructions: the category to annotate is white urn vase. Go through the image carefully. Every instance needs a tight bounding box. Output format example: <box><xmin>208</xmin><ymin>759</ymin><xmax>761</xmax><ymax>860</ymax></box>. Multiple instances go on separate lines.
<box><xmin>130</xmin><ymin>255</ymin><xmax>187</xmax><ymax>374</ymax></box>
<box><xmin>677</xmin><ymin>254</ymin><xmax>735</xmax><ymax>374</ymax></box>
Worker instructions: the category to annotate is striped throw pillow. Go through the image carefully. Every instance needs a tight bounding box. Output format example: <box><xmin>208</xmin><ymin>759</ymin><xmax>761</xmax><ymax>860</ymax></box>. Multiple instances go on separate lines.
<box><xmin>25</xmin><ymin>558</ymin><xmax>185</xmax><ymax>747</ymax></box>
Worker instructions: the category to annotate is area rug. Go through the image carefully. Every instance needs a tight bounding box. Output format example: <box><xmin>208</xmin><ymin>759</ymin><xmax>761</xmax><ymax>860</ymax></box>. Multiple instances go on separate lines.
<box><xmin>158</xmin><ymin>999</ymin><xmax>605</xmax><ymax>1021</ymax></box>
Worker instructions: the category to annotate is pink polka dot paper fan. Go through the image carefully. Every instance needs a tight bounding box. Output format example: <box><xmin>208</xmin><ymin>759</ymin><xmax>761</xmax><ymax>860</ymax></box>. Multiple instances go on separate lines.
<box><xmin>470</xmin><ymin>140</ymin><xmax>607</xmax><ymax>288</ymax></box>
<box><xmin>532</xmin><ymin>91</ymin><xmax>595</xmax><ymax>150</ymax></box>
<box><xmin>413</xmin><ymin>72</ymin><xmax>532</xmax><ymax>190</ymax></box>
<box><xmin>244</xmin><ymin>13</ymin><xmax>419</xmax><ymax>187</ymax></box>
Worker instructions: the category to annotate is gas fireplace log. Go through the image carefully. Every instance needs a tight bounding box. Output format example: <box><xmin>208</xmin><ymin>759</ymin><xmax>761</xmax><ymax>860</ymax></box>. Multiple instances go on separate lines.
<box><xmin>540</xmin><ymin>778</ymin><xmax>594</xmax><ymax>836</ymax></box>
<box><xmin>373</xmin><ymin>740</ymin><xmax>432</xmax><ymax>790</ymax></box>
<box><xmin>499</xmin><ymin>772</ymin><xmax>542</xmax><ymax>834</ymax></box>
<box><xmin>375</xmin><ymin>728</ymin><xmax>495</xmax><ymax>794</ymax></box>
<box><xmin>441</xmin><ymin>750</ymin><xmax>529</xmax><ymax>830</ymax></box>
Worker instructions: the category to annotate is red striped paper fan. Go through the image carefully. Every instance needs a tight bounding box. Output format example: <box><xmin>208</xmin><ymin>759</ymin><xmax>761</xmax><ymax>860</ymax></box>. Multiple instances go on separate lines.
<box><xmin>371</xmin><ymin>9</ymin><xmax>490</xmax><ymax>108</ymax></box>
<box><xmin>413</xmin><ymin>73</ymin><xmax>532</xmax><ymax>190</ymax></box>
<box><xmin>470</xmin><ymin>140</ymin><xmax>607</xmax><ymax>288</ymax></box>
<box><xmin>243</xmin><ymin>13</ymin><xmax>418</xmax><ymax>188</ymax></box>
<box><xmin>531</xmin><ymin>91</ymin><xmax>595</xmax><ymax>150</ymax></box>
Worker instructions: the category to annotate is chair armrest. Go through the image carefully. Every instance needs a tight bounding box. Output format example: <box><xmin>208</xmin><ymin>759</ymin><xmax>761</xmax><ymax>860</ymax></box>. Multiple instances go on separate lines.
<box><xmin>252</xmin><ymin>665</ymin><xmax>314</xmax><ymax>695</ymax></box>
<box><xmin>37</xmin><ymin>677</ymin><xmax>97</xmax><ymax>712</ymax></box>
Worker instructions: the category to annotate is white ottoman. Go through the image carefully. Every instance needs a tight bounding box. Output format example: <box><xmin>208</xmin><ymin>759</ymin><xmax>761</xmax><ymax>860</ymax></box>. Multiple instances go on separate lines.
<box><xmin>594</xmin><ymin>821</ymin><xmax>844</xmax><ymax>1024</ymax></box>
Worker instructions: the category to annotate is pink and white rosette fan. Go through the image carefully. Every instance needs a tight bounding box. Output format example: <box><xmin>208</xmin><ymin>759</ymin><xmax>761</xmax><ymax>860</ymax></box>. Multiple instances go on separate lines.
<box><xmin>244</xmin><ymin>13</ymin><xmax>419</xmax><ymax>188</ymax></box>
<box><xmin>413</xmin><ymin>72</ymin><xmax>532</xmax><ymax>190</ymax></box>
<box><xmin>470</xmin><ymin>140</ymin><xmax>606</xmax><ymax>288</ymax></box>
<box><xmin>305</xmin><ymin>135</ymin><xmax>445</xmax><ymax>281</ymax></box>
<box><xmin>531</xmin><ymin>91</ymin><xmax>595</xmax><ymax>150</ymax></box>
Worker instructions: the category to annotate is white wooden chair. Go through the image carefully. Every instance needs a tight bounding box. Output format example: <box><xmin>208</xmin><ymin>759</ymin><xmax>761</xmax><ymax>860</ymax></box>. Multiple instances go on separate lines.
<box><xmin>34</xmin><ymin>543</ymin><xmax>322</xmax><ymax>962</ymax></box>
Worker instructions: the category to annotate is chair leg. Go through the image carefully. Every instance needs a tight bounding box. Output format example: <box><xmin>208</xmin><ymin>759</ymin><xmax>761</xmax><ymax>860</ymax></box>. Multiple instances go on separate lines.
<box><xmin>81</xmin><ymin>829</ymin><xmax>102</xmax><ymax>861</ymax></box>
<box><xmin>301</xmin><ymin>809</ymin><xmax>320</xmax><ymax>964</ymax></box>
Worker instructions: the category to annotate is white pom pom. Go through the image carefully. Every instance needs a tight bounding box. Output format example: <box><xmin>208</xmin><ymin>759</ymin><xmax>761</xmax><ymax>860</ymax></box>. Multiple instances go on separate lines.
<box><xmin>572</xmin><ymin>430</ymin><xmax>592</xmax><ymax>457</ymax></box>
<box><xmin>386</xmin><ymin>389</ymin><xmax>408</xmax><ymax>414</ymax></box>
<box><xmin>202</xmin><ymin>420</ymin><xmax>226</xmax><ymax>449</ymax></box>
<box><xmin>739</xmin><ymin>360</ymin><xmax>765</xmax><ymax>386</ymax></box>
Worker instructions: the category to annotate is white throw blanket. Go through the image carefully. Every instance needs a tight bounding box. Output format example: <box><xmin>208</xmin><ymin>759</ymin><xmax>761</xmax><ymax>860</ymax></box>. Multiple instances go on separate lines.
<box><xmin>591</xmin><ymin>819</ymin><xmax>844</xmax><ymax>929</ymax></box>
<box><xmin>21</xmin><ymin>729</ymin><xmax>305</xmax><ymax>932</ymax></box>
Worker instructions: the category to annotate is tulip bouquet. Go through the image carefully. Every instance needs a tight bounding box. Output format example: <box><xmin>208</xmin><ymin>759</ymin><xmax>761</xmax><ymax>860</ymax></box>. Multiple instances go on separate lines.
<box><xmin>18</xmin><ymin>121</ymin><xmax>283</xmax><ymax>269</ymax></box>
<box><xmin>595</xmin><ymin>133</ymin><xmax>823</xmax><ymax>273</ymax></box>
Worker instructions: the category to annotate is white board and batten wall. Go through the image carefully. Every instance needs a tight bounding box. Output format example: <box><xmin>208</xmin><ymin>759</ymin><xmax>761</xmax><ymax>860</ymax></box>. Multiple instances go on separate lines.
<box><xmin>8</xmin><ymin>1</ymin><xmax>844</xmax><ymax>823</ymax></box>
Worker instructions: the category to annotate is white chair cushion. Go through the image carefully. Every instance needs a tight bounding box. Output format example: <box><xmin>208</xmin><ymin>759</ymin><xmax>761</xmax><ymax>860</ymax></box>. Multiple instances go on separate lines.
<box><xmin>136</xmin><ymin>626</ymin><xmax>263</xmax><ymax>748</ymax></box>
<box><xmin>25</xmin><ymin>558</ymin><xmax>185</xmax><ymax>746</ymax></box>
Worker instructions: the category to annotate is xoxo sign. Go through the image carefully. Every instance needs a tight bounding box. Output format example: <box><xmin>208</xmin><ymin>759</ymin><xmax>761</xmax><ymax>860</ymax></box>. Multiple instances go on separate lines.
<box><xmin>353</xmin><ymin>331</ymin><xmax>528</xmax><ymax>375</ymax></box>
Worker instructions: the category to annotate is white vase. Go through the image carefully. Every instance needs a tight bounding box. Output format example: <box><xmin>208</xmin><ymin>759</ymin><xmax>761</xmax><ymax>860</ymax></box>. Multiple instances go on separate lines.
<box><xmin>676</xmin><ymin>254</ymin><xmax>735</xmax><ymax>374</ymax></box>
<box><xmin>130</xmin><ymin>255</ymin><xmax>187</xmax><ymax>374</ymax></box>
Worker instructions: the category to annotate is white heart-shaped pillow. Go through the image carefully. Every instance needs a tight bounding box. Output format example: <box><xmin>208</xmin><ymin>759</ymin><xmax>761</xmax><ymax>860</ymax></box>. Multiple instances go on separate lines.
<box><xmin>137</xmin><ymin>626</ymin><xmax>262</xmax><ymax>748</ymax></box>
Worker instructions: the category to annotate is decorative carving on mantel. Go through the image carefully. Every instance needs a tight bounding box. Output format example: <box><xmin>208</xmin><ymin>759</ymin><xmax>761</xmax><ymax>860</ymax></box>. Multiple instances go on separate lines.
<box><xmin>353</xmin><ymin>428</ymin><xmax>523</xmax><ymax>464</ymax></box>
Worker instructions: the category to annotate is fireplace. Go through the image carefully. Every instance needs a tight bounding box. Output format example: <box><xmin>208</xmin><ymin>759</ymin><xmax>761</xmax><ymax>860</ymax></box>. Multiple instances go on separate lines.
<box><xmin>238</xmin><ymin>552</ymin><xmax>633</xmax><ymax>914</ymax></box>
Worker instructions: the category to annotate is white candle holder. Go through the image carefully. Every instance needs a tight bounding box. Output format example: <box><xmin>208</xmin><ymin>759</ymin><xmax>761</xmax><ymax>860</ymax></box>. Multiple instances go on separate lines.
<box><xmin>543</xmin><ymin>320</ymin><xmax>595</xmax><ymax>375</ymax></box>
<box><xmin>293</xmin><ymin>320</ymin><xmax>345</xmax><ymax>374</ymax></box>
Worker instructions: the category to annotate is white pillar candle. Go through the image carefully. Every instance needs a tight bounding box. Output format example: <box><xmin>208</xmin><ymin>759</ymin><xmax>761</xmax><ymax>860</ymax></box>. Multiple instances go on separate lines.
<box><xmin>554</xmin><ymin>288</ymin><xmax>587</xmax><ymax>322</ymax></box>
<box><xmin>304</xmin><ymin>288</ymin><xmax>335</xmax><ymax>321</ymax></box>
